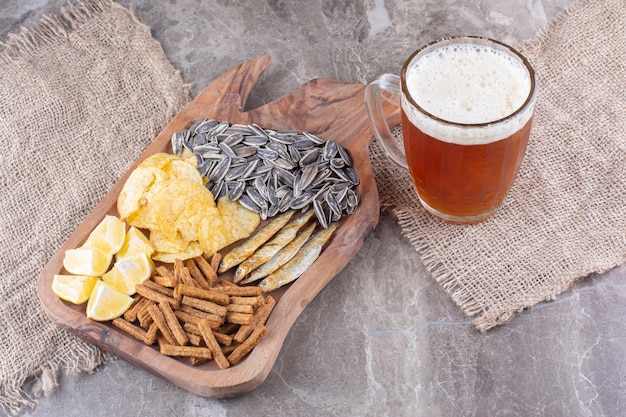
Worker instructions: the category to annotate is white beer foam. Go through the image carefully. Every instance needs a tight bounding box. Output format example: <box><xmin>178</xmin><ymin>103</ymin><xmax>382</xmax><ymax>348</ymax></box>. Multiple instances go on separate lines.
<box><xmin>403</xmin><ymin>42</ymin><xmax>534</xmax><ymax>145</ymax></box>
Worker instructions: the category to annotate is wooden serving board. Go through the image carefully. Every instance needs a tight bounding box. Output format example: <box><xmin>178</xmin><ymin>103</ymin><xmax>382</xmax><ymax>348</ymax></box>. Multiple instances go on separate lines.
<box><xmin>37</xmin><ymin>55</ymin><xmax>398</xmax><ymax>397</ymax></box>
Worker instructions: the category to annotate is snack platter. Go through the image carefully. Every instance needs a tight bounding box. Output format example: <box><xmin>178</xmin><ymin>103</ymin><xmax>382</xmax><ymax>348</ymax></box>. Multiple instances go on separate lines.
<box><xmin>36</xmin><ymin>55</ymin><xmax>395</xmax><ymax>397</ymax></box>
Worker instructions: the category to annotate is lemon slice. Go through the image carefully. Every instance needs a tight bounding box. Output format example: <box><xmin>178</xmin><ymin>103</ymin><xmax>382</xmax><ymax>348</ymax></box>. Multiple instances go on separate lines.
<box><xmin>63</xmin><ymin>247</ymin><xmax>111</xmax><ymax>276</ymax></box>
<box><xmin>52</xmin><ymin>274</ymin><xmax>98</xmax><ymax>304</ymax></box>
<box><xmin>115</xmin><ymin>226</ymin><xmax>154</xmax><ymax>261</ymax></box>
<box><xmin>102</xmin><ymin>253</ymin><xmax>154</xmax><ymax>295</ymax></box>
<box><xmin>86</xmin><ymin>280</ymin><xmax>134</xmax><ymax>321</ymax></box>
<box><xmin>84</xmin><ymin>215</ymin><xmax>127</xmax><ymax>257</ymax></box>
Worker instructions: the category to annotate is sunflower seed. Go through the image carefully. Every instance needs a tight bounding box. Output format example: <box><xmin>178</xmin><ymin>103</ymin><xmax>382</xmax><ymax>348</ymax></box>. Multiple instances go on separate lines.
<box><xmin>240</xmin><ymin>158</ymin><xmax>259</xmax><ymax>180</ymax></box>
<box><xmin>210</xmin><ymin>156</ymin><xmax>231</xmax><ymax>183</ymax></box>
<box><xmin>337</xmin><ymin>145</ymin><xmax>353</xmax><ymax>166</ymax></box>
<box><xmin>195</xmin><ymin>143</ymin><xmax>220</xmax><ymax>155</ymax></box>
<box><xmin>246</xmin><ymin>188</ymin><xmax>267</xmax><ymax>209</ymax></box>
<box><xmin>274</xmin><ymin>184</ymin><xmax>291</xmax><ymax>199</ymax></box>
<box><xmin>323</xmin><ymin>140</ymin><xmax>338</xmax><ymax>160</ymax></box>
<box><xmin>299</xmin><ymin>148</ymin><xmax>321</xmax><ymax>167</ymax></box>
<box><xmin>298</xmin><ymin>164</ymin><xmax>318</xmax><ymax>190</ymax></box>
<box><xmin>292</xmin><ymin>139</ymin><xmax>317</xmax><ymax>151</ymax></box>
<box><xmin>243</xmin><ymin>135</ymin><xmax>268</xmax><ymax>146</ymax></box>
<box><xmin>171</xmin><ymin>132</ymin><xmax>183</xmax><ymax>155</ymax></box>
<box><xmin>289</xmin><ymin>146</ymin><xmax>301</xmax><ymax>162</ymax></box>
<box><xmin>313</xmin><ymin>199</ymin><xmax>328</xmax><ymax>229</ymax></box>
<box><xmin>228</xmin><ymin>181</ymin><xmax>246</xmax><ymax>201</ymax></box>
<box><xmin>330</xmin><ymin>158</ymin><xmax>345</xmax><ymax>169</ymax></box>
<box><xmin>196</xmin><ymin>122</ymin><xmax>213</xmax><ymax>134</ymax></box>
<box><xmin>272</xmin><ymin>157</ymin><xmax>294</xmax><ymax>170</ymax></box>
<box><xmin>219</xmin><ymin>142</ymin><xmax>236</xmax><ymax>158</ymax></box>
<box><xmin>254</xmin><ymin>176</ymin><xmax>269</xmax><ymax>200</ymax></box>
<box><xmin>211</xmin><ymin>180</ymin><xmax>225</xmax><ymax>200</ymax></box>
<box><xmin>224</xmin><ymin>163</ymin><xmax>248</xmax><ymax>181</ymax></box>
<box><xmin>303</xmin><ymin>131</ymin><xmax>326</xmax><ymax>144</ymax></box>
<box><xmin>223</xmin><ymin>133</ymin><xmax>244</xmax><ymax>147</ymax></box>
<box><xmin>234</xmin><ymin>145</ymin><xmax>257</xmax><ymax>158</ymax></box>
<box><xmin>289</xmin><ymin>191</ymin><xmax>315</xmax><ymax>210</ymax></box>
<box><xmin>268</xmin><ymin>203</ymin><xmax>280</xmax><ymax>218</ymax></box>
<box><xmin>344</xmin><ymin>166</ymin><xmax>360</xmax><ymax>186</ymax></box>
<box><xmin>267</xmin><ymin>182</ymin><xmax>278</xmax><ymax>206</ymax></box>
<box><xmin>197</xmin><ymin>159</ymin><xmax>214</xmax><ymax>177</ymax></box>
<box><xmin>257</xmin><ymin>148</ymin><xmax>278</xmax><ymax>161</ymax></box>
<box><xmin>239</xmin><ymin>194</ymin><xmax>261</xmax><ymax>213</ymax></box>
<box><xmin>172</xmin><ymin>119</ymin><xmax>361</xmax><ymax>227</ymax></box>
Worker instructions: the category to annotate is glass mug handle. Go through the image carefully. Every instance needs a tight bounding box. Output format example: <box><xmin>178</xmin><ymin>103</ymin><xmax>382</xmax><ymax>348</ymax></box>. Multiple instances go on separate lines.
<box><xmin>364</xmin><ymin>73</ymin><xmax>408</xmax><ymax>169</ymax></box>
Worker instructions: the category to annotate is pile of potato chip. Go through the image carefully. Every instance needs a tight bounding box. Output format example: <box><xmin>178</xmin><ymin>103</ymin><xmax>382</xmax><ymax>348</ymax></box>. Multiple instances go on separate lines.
<box><xmin>117</xmin><ymin>153</ymin><xmax>260</xmax><ymax>263</ymax></box>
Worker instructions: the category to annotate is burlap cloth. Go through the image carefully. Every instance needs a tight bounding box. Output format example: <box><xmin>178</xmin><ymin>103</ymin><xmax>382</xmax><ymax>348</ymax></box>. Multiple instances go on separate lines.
<box><xmin>370</xmin><ymin>0</ymin><xmax>625</xmax><ymax>331</ymax></box>
<box><xmin>1</xmin><ymin>0</ymin><xmax>625</xmax><ymax>415</ymax></box>
<box><xmin>0</xmin><ymin>0</ymin><xmax>190</xmax><ymax>414</ymax></box>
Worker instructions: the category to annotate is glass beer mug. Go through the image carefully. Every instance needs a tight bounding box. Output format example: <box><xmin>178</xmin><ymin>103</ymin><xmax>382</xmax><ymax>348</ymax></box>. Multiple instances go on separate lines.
<box><xmin>365</xmin><ymin>36</ymin><xmax>537</xmax><ymax>224</ymax></box>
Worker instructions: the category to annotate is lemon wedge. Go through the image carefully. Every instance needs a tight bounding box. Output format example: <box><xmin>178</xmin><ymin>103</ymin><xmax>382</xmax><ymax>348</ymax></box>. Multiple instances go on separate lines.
<box><xmin>51</xmin><ymin>274</ymin><xmax>98</xmax><ymax>304</ymax></box>
<box><xmin>115</xmin><ymin>226</ymin><xmax>154</xmax><ymax>261</ymax></box>
<box><xmin>86</xmin><ymin>280</ymin><xmax>134</xmax><ymax>321</ymax></box>
<box><xmin>102</xmin><ymin>252</ymin><xmax>154</xmax><ymax>295</ymax></box>
<box><xmin>63</xmin><ymin>247</ymin><xmax>111</xmax><ymax>276</ymax></box>
<box><xmin>83</xmin><ymin>215</ymin><xmax>126</xmax><ymax>257</ymax></box>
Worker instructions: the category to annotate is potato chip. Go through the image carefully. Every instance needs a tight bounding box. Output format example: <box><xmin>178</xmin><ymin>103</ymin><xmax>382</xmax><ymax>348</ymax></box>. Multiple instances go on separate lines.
<box><xmin>150</xmin><ymin>230</ymin><xmax>190</xmax><ymax>254</ymax></box>
<box><xmin>128</xmin><ymin>180</ymin><xmax>169</xmax><ymax>230</ymax></box>
<box><xmin>152</xmin><ymin>179</ymin><xmax>214</xmax><ymax>240</ymax></box>
<box><xmin>116</xmin><ymin>152</ymin><xmax>264</xmax><ymax>264</ymax></box>
<box><xmin>217</xmin><ymin>196</ymin><xmax>261</xmax><ymax>238</ymax></box>
<box><xmin>176</xmin><ymin>202</ymin><xmax>219</xmax><ymax>243</ymax></box>
<box><xmin>152</xmin><ymin>241</ymin><xmax>203</xmax><ymax>263</ymax></box>
<box><xmin>179</xmin><ymin>148</ymin><xmax>197</xmax><ymax>166</ymax></box>
<box><xmin>117</xmin><ymin>166</ymin><xmax>166</xmax><ymax>221</ymax></box>
<box><xmin>198</xmin><ymin>214</ymin><xmax>233</xmax><ymax>257</ymax></box>
<box><xmin>138</xmin><ymin>153</ymin><xmax>180</xmax><ymax>170</ymax></box>
<box><xmin>162</xmin><ymin>159</ymin><xmax>203</xmax><ymax>185</ymax></box>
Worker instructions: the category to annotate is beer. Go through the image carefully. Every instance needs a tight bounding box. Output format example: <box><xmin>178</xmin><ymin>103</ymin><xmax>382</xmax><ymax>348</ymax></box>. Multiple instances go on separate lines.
<box><xmin>365</xmin><ymin>37</ymin><xmax>536</xmax><ymax>223</ymax></box>
<box><xmin>399</xmin><ymin>39</ymin><xmax>536</xmax><ymax>222</ymax></box>
<box><xmin>401</xmin><ymin>111</ymin><xmax>533</xmax><ymax>219</ymax></box>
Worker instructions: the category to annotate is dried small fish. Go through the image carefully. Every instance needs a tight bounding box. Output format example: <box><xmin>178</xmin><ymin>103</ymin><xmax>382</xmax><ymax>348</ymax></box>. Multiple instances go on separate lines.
<box><xmin>257</xmin><ymin>222</ymin><xmax>339</xmax><ymax>292</ymax></box>
<box><xmin>218</xmin><ymin>210</ymin><xmax>295</xmax><ymax>273</ymax></box>
<box><xmin>239</xmin><ymin>222</ymin><xmax>317</xmax><ymax>285</ymax></box>
<box><xmin>233</xmin><ymin>210</ymin><xmax>315</xmax><ymax>282</ymax></box>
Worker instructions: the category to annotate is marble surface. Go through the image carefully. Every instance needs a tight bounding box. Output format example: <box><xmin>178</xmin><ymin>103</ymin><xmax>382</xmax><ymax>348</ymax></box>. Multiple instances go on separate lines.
<box><xmin>3</xmin><ymin>0</ymin><xmax>626</xmax><ymax>416</ymax></box>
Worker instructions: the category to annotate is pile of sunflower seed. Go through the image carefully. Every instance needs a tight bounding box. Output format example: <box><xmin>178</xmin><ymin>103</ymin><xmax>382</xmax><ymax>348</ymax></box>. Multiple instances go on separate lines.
<box><xmin>171</xmin><ymin>119</ymin><xmax>360</xmax><ymax>228</ymax></box>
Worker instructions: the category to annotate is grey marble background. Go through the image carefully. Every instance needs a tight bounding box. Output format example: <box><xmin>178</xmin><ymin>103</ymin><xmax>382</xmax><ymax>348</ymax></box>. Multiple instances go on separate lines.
<box><xmin>3</xmin><ymin>0</ymin><xmax>626</xmax><ymax>416</ymax></box>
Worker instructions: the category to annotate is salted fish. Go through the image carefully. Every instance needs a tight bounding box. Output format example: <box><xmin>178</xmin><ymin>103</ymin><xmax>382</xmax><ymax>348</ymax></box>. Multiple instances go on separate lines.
<box><xmin>239</xmin><ymin>222</ymin><xmax>317</xmax><ymax>285</ymax></box>
<box><xmin>233</xmin><ymin>210</ymin><xmax>315</xmax><ymax>282</ymax></box>
<box><xmin>257</xmin><ymin>222</ymin><xmax>339</xmax><ymax>292</ymax></box>
<box><xmin>218</xmin><ymin>210</ymin><xmax>294</xmax><ymax>273</ymax></box>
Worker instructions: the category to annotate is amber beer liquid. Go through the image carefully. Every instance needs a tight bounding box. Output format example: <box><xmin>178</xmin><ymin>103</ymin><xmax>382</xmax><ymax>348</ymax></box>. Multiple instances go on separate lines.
<box><xmin>399</xmin><ymin>39</ymin><xmax>536</xmax><ymax>223</ymax></box>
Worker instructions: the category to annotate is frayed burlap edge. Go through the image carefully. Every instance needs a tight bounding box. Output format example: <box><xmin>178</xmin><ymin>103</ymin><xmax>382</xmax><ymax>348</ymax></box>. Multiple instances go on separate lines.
<box><xmin>1</xmin><ymin>347</ymin><xmax>113</xmax><ymax>416</ymax></box>
<box><xmin>0</xmin><ymin>0</ymin><xmax>111</xmax><ymax>63</ymax></box>
<box><xmin>0</xmin><ymin>2</ymin><xmax>118</xmax><ymax>415</ymax></box>
<box><xmin>369</xmin><ymin>0</ymin><xmax>626</xmax><ymax>332</ymax></box>
<box><xmin>0</xmin><ymin>1</ymin><xmax>191</xmax><ymax>414</ymax></box>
